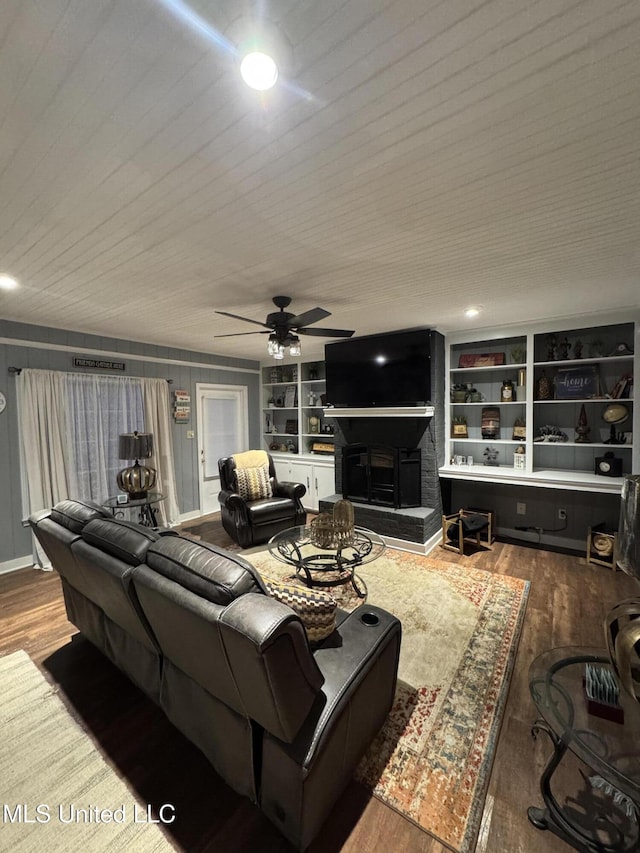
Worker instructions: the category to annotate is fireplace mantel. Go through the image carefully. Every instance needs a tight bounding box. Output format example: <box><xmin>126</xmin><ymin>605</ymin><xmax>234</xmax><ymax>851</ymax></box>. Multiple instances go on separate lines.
<box><xmin>324</xmin><ymin>405</ymin><xmax>434</xmax><ymax>418</ymax></box>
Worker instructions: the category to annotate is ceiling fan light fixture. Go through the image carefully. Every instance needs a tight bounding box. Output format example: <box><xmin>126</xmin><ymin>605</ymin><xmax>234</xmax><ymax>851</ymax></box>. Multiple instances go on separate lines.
<box><xmin>288</xmin><ymin>336</ymin><xmax>301</xmax><ymax>357</ymax></box>
<box><xmin>464</xmin><ymin>305</ymin><xmax>481</xmax><ymax>318</ymax></box>
<box><xmin>0</xmin><ymin>274</ymin><xmax>19</xmax><ymax>290</ymax></box>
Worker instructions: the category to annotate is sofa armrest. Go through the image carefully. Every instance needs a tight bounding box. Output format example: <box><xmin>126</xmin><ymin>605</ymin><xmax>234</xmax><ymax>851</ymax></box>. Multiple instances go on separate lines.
<box><xmin>274</xmin><ymin>481</ymin><xmax>306</xmax><ymax>501</ymax></box>
<box><xmin>217</xmin><ymin>489</ymin><xmax>248</xmax><ymax>514</ymax></box>
<box><xmin>286</xmin><ymin>604</ymin><xmax>400</xmax><ymax>768</ymax></box>
<box><xmin>259</xmin><ymin>604</ymin><xmax>401</xmax><ymax>849</ymax></box>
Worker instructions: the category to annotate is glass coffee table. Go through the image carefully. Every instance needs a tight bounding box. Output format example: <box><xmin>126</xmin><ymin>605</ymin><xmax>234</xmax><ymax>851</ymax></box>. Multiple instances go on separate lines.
<box><xmin>103</xmin><ymin>492</ymin><xmax>165</xmax><ymax>527</ymax></box>
<box><xmin>268</xmin><ymin>525</ymin><xmax>385</xmax><ymax>599</ymax></box>
<box><xmin>528</xmin><ymin>646</ymin><xmax>640</xmax><ymax>851</ymax></box>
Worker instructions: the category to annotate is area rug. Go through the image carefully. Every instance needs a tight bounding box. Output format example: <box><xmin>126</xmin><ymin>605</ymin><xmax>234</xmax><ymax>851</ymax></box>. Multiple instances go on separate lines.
<box><xmin>246</xmin><ymin>548</ymin><xmax>530</xmax><ymax>853</ymax></box>
<box><xmin>0</xmin><ymin>650</ymin><xmax>175</xmax><ymax>852</ymax></box>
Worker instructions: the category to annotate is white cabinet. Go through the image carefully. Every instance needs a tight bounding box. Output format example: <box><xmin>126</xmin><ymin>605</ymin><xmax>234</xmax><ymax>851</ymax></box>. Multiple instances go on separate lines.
<box><xmin>275</xmin><ymin>458</ymin><xmax>336</xmax><ymax>511</ymax></box>
<box><xmin>443</xmin><ymin>317</ymin><xmax>638</xmax><ymax>492</ymax></box>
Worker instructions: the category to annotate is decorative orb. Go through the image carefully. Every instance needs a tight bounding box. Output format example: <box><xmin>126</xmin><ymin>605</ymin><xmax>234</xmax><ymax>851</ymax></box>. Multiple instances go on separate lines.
<box><xmin>604</xmin><ymin>599</ymin><xmax>640</xmax><ymax>702</ymax></box>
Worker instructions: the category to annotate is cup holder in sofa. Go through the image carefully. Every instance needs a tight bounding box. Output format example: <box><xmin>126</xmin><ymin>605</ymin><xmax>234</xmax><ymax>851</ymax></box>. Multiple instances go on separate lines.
<box><xmin>360</xmin><ymin>611</ymin><xmax>380</xmax><ymax>627</ymax></box>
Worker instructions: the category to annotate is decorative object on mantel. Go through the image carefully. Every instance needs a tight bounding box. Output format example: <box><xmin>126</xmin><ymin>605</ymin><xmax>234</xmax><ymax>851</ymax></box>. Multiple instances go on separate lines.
<box><xmin>535</xmin><ymin>425</ymin><xmax>568</xmax><ymax>442</ymax></box>
<box><xmin>483</xmin><ymin>446</ymin><xmax>499</xmax><ymax>466</ymax></box>
<box><xmin>458</xmin><ymin>352</ymin><xmax>505</xmax><ymax>368</ymax></box>
<box><xmin>535</xmin><ymin>370</ymin><xmax>552</xmax><ymax>400</ymax></box>
<box><xmin>575</xmin><ymin>404</ymin><xmax>591</xmax><ymax>443</ymax></box>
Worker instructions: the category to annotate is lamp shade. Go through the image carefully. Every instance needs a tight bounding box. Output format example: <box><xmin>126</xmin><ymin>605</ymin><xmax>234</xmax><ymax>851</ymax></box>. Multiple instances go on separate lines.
<box><xmin>119</xmin><ymin>431</ymin><xmax>153</xmax><ymax>461</ymax></box>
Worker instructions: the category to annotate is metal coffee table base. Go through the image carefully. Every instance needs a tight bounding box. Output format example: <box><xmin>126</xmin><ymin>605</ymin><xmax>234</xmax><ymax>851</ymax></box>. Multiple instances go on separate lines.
<box><xmin>292</xmin><ymin>553</ymin><xmax>368</xmax><ymax>598</ymax></box>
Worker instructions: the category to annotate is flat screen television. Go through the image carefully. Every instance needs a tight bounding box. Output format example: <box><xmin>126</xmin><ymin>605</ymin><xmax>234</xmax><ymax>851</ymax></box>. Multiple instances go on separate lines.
<box><xmin>325</xmin><ymin>329</ymin><xmax>432</xmax><ymax>407</ymax></box>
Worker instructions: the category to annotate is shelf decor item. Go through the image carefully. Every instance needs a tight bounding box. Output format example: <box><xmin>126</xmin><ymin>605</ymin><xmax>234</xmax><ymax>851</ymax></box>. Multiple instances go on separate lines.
<box><xmin>510</xmin><ymin>345</ymin><xmax>526</xmax><ymax>364</ymax></box>
<box><xmin>483</xmin><ymin>447</ymin><xmax>499</xmax><ymax>466</ymax></box>
<box><xmin>536</xmin><ymin>370</ymin><xmax>552</xmax><ymax>400</ymax></box>
<box><xmin>500</xmin><ymin>379</ymin><xmax>514</xmax><ymax>402</ymax></box>
<box><xmin>481</xmin><ymin>406</ymin><xmax>500</xmax><ymax>439</ymax></box>
<box><xmin>513</xmin><ymin>445</ymin><xmax>526</xmax><ymax>470</ymax></box>
<box><xmin>595</xmin><ymin>452</ymin><xmax>622</xmax><ymax>477</ymax></box>
<box><xmin>555</xmin><ymin>366</ymin><xmax>601</xmax><ymax>399</ymax></box>
<box><xmin>512</xmin><ymin>417</ymin><xmax>526</xmax><ymax>440</ymax></box>
<box><xmin>458</xmin><ymin>352</ymin><xmax>505</xmax><ymax>368</ymax></box>
<box><xmin>575</xmin><ymin>404</ymin><xmax>591</xmax><ymax>443</ymax></box>
<box><xmin>452</xmin><ymin>416</ymin><xmax>468</xmax><ymax>438</ymax></box>
<box><xmin>586</xmin><ymin>523</ymin><xmax>618</xmax><ymax>569</ymax></box>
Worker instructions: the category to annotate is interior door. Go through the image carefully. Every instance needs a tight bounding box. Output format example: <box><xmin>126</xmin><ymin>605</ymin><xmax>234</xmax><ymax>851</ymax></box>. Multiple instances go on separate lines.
<box><xmin>196</xmin><ymin>384</ymin><xmax>248</xmax><ymax>516</ymax></box>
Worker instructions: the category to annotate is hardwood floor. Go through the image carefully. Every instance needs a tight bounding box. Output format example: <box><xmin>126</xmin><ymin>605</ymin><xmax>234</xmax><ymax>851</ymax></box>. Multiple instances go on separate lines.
<box><xmin>1</xmin><ymin>527</ymin><xmax>638</xmax><ymax>852</ymax></box>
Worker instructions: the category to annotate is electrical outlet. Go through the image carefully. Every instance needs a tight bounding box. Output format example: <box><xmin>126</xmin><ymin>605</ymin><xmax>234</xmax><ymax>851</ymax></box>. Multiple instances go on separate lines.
<box><xmin>516</xmin><ymin>502</ymin><xmax>526</xmax><ymax>515</ymax></box>
<box><xmin>558</xmin><ymin>508</ymin><xmax>567</xmax><ymax>520</ymax></box>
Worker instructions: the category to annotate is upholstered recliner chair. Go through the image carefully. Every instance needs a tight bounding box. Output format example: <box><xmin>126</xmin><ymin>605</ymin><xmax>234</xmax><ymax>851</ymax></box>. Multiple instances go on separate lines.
<box><xmin>218</xmin><ymin>450</ymin><xmax>306</xmax><ymax>548</ymax></box>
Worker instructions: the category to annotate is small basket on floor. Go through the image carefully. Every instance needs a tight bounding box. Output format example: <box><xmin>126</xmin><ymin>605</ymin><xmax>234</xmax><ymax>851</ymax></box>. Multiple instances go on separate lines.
<box><xmin>441</xmin><ymin>509</ymin><xmax>492</xmax><ymax>555</ymax></box>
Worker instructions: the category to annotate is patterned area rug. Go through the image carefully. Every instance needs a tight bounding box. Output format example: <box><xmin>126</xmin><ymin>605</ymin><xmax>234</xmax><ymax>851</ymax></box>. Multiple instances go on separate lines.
<box><xmin>246</xmin><ymin>548</ymin><xmax>529</xmax><ymax>853</ymax></box>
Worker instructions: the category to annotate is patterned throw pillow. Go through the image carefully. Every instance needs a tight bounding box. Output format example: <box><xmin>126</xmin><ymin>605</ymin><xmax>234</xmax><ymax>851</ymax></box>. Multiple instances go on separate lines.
<box><xmin>235</xmin><ymin>463</ymin><xmax>273</xmax><ymax>501</ymax></box>
<box><xmin>262</xmin><ymin>576</ymin><xmax>337</xmax><ymax>643</ymax></box>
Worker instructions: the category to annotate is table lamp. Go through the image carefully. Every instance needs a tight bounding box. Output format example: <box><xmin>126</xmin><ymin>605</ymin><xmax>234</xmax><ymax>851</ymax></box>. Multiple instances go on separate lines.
<box><xmin>117</xmin><ymin>431</ymin><xmax>156</xmax><ymax>499</ymax></box>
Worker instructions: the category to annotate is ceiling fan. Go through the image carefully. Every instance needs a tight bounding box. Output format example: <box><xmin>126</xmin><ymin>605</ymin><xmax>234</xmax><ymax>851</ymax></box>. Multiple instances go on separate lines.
<box><xmin>215</xmin><ymin>296</ymin><xmax>355</xmax><ymax>357</ymax></box>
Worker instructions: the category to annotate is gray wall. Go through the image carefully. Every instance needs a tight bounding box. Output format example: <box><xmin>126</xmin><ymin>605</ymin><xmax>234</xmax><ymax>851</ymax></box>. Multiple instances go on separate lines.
<box><xmin>0</xmin><ymin>320</ymin><xmax>260</xmax><ymax>566</ymax></box>
<box><xmin>450</xmin><ymin>478</ymin><xmax>620</xmax><ymax>554</ymax></box>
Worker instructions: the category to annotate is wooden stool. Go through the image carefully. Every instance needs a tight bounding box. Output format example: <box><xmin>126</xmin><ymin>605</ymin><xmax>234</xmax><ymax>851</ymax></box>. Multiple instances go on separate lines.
<box><xmin>441</xmin><ymin>509</ymin><xmax>492</xmax><ymax>555</ymax></box>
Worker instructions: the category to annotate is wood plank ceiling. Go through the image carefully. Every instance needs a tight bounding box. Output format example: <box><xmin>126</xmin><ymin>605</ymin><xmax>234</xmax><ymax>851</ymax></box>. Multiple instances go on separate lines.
<box><xmin>0</xmin><ymin>0</ymin><xmax>638</xmax><ymax>360</ymax></box>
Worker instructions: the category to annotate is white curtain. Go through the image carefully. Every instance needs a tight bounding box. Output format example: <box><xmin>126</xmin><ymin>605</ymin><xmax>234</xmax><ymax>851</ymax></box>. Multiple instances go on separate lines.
<box><xmin>17</xmin><ymin>369</ymin><xmax>181</xmax><ymax>567</ymax></box>
<box><xmin>141</xmin><ymin>378</ymin><xmax>180</xmax><ymax>526</ymax></box>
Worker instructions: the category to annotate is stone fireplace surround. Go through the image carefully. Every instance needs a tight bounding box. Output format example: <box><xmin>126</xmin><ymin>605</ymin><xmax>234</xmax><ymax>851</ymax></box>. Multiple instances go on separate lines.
<box><xmin>319</xmin><ymin>331</ymin><xmax>446</xmax><ymax>546</ymax></box>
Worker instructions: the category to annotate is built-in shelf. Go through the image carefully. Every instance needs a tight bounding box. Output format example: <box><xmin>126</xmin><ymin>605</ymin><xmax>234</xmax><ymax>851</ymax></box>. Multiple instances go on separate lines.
<box><xmin>439</xmin><ymin>464</ymin><xmax>626</xmax><ymax>493</ymax></box>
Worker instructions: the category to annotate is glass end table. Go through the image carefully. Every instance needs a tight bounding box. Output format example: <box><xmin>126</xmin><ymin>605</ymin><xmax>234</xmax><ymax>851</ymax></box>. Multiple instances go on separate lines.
<box><xmin>103</xmin><ymin>492</ymin><xmax>165</xmax><ymax>528</ymax></box>
<box><xmin>528</xmin><ymin>646</ymin><xmax>640</xmax><ymax>851</ymax></box>
<box><xmin>267</xmin><ymin>525</ymin><xmax>385</xmax><ymax>599</ymax></box>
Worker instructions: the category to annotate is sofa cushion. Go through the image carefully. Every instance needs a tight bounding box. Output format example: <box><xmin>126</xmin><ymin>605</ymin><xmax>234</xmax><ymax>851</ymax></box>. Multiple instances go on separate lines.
<box><xmin>81</xmin><ymin>518</ymin><xmax>160</xmax><ymax>565</ymax></box>
<box><xmin>51</xmin><ymin>499</ymin><xmax>111</xmax><ymax>534</ymax></box>
<box><xmin>235</xmin><ymin>464</ymin><xmax>273</xmax><ymax>502</ymax></box>
<box><xmin>145</xmin><ymin>535</ymin><xmax>266</xmax><ymax>605</ymax></box>
<box><xmin>262</xmin><ymin>576</ymin><xmax>337</xmax><ymax>643</ymax></box>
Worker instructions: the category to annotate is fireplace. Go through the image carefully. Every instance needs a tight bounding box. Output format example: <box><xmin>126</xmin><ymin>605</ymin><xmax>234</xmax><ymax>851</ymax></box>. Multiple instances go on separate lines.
<box><xmin>343</xmin><ymin>443</ymin><xmax>421</xmax><ymax>508</ymax></box>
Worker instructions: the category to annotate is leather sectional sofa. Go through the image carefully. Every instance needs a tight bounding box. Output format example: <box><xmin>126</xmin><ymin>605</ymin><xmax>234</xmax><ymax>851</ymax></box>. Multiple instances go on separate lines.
<box><xmin>30</xmin><ymin>500</ymin><xmax>401</xmax><ymax>850</ymax></box>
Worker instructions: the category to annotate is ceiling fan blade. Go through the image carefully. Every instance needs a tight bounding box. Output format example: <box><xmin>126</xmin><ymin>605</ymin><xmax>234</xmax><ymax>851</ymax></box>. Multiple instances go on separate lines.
<box><xmin>288</xmin><ymin>307</ymin><xmax>331</xmax><ymax>328</ymax></box>
<box><xmin>297</xmin><ymin>327</ymin><xmax>355</xmax><ymax>338</ymax></box>
<box><xmin>215</xmin><ymin>310</ymin><xmax>269</xmax><ymax>329</ymax></box>
<box><xmin>214</xmin><ymin>330</ymin><xmax>270</xmax><ymax>338</ymax></box>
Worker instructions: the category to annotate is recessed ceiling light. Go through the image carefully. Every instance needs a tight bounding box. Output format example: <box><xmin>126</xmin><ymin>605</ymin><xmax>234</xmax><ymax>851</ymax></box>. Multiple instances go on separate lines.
<box><xmin>240</xmin><ymin>51</ymin><xmax>278</xmax><ymax>90</ymax></box>
<box><xmin>0</xmin><ymin>274</ymin><xmax>18</xmax><ymax>290</ymax></box>
<box><xmin>464</xmin><ymin>306</ymin><xmax>481</xmax><ymax>318</ymax></box>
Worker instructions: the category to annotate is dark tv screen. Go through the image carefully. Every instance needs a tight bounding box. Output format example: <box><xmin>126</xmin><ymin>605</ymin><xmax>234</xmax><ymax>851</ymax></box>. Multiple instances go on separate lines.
<box><xmin>325</xmin><ymin>329</ymin><xmax>432</xmax><ymax>407</ymax></box>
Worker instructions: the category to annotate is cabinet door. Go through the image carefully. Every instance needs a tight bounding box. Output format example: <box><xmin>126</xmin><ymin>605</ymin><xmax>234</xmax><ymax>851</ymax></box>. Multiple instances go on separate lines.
<box><xmin>289</xmin><ymin>461</ymin><xmax>314</xmax><ymax>506</ymax></box>
<box><xmin>273</xmin><ymin>458</ymin><xmax>291</xmax><ymax>483</ymax></box>
<box><xmin>312</xmin><ymin>464</ymin><xmax>336</xmax><ymax>509</ymax></box>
